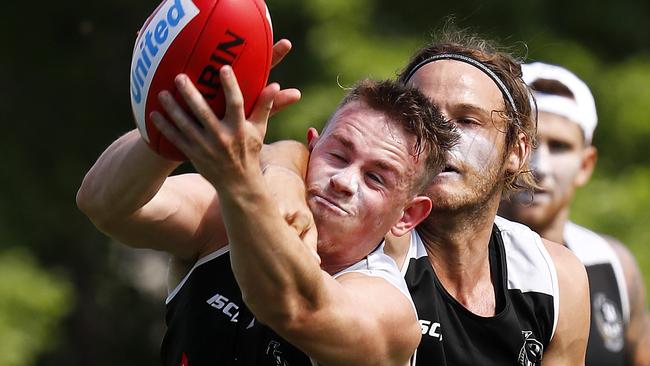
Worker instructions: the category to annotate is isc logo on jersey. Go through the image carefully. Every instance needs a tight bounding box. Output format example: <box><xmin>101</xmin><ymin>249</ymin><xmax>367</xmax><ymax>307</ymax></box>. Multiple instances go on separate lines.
<box><xmin>207</xmin><ymin>292</ymin><xmax>240</xmax><ymax>322</ymax></box>
<box><xmin>129</xmin><ymin>0</ymin><xmax>199</xmax><ymax>142</ymax></box>
<box><xmin>419</xmin><ymin>319</ymin><xmax>442</xmax><ymax>341</ymax></box>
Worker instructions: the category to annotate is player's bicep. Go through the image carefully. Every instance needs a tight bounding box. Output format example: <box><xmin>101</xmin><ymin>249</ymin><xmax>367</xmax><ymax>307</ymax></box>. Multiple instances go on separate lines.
<box><xmin>106</xmin><ymin>173</ymin><xmax>228</xmax><ymax>259</ymax></box>
<box><xmin>543</xmin><ymin>238</ymin><xmax>590</xmax><ymax>365</ymax></box>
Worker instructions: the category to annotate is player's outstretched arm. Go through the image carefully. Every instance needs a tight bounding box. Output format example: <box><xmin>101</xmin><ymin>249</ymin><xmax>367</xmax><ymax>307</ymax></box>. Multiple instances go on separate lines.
<box><xmin>152</xmin><ymin>67</ymin><xmax>420</xmax><ymax>366</ymax></box>
<box><xmin>75</xmin><ymin>130</ymin><xmax>227</xmax><ymax>260</ymax></box>
<box><xmin>607</xmin><ymin>238</ymin><xmax>650</xmax><ymax>366</ymax></box>
<box><xmin>76</xmin><ymin>39</ymin><xmax>302</xmax><ymax>261</ymax></box>
<box><xmin>542</xmin><ymin>238</ymin><xmax>590</xmax><ymax>366</ymax></box>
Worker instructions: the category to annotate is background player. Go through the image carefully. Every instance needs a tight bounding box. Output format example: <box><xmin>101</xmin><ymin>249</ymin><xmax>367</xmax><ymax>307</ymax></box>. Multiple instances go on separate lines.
<box><xmin>499</xmin><ymin>61</ymin><xmax>650</xmax><ymax>366</ymax></box>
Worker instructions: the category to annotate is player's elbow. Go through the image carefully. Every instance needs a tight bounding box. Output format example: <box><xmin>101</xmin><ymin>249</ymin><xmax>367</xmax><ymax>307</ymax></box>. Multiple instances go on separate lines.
<box><xmin>76</xmin><ymin>177</ymin><xmax>123</xmax><ymax>232</ymax></box>
<box><xmin>76</xmin><ymin>177</ymin><xmax>103</xmax><ymax>221</ymax></box>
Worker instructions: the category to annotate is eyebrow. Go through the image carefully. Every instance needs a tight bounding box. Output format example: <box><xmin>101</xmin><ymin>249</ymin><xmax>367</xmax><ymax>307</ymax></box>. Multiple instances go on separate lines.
<box><xmin>453</xmin><ymin>103</ymin><xmax>494</xmax><ymax>118</ymax></box>
<box><xmin>332</xmin><ymin>134</ymin><xmax>356</xmax><ymax>152</ymax></box>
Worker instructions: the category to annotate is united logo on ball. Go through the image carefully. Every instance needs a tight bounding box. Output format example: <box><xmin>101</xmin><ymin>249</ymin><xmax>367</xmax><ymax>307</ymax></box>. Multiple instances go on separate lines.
<box><xmin>130</xmin><ymin>0</ymin><xmax>273</xmax><ymax>160</ymax></box>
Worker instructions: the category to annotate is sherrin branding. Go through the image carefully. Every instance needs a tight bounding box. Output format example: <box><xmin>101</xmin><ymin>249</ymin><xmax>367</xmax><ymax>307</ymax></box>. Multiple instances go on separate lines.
<box><xmin>128</xmin><ymin>0</ymin><xmax>273</xmax><ymax>160</ymax></box>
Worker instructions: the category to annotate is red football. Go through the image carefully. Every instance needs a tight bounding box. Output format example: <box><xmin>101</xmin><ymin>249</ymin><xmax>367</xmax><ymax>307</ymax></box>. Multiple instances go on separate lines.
<box><xmin>129</xmin><ymin>0</ymin><xmax>273</xmax><ymax>160</ymax></box>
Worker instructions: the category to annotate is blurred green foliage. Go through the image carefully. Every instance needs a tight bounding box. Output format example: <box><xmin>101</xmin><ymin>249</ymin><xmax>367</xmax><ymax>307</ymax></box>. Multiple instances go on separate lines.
<box><xmin>0</xmin><ymin>250</ymin><xmax>71</xmax><ymax>366</ymax></box>
<box><xmin>0</xmin><ymin>0</ymin><xmax>648</xmax><ymax>364</ymax></box>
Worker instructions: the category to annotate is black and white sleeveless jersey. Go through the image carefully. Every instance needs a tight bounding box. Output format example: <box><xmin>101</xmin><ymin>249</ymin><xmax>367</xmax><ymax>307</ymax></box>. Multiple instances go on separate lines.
<box><xmin>403</xmin><ymin>216</ymin><xmax>559</xmax><ymax>366</ymax></box>
<box><xmin>161</xmin><ymin>245</ymin><xmax>311</xmax><ymax>366</ymax></box>
<box><xmin>161</xmin><ymin>242</ymin><xmax>415</xmax><ymax>366</ymax></box>
<box><xmin>564</xmin><ymin>222</ymin><xmax>629</xmax><ymax>366</ymax></box>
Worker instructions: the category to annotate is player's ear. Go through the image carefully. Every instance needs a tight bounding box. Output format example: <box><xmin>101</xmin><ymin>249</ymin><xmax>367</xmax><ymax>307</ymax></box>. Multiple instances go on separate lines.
<box><xmin>505</xmin><ymin>132</ymin><xmax>529</xmax><ymax>174</ymax></box>
<box><xmin>307</xmin><ymin>128</ymin><xmax>320</xmax><ymax>152</ymax></box>
<box><xmin>390</xmin><ymin>195</ymin><xmax>432</xmax><ymax>237</ymax></box>
<box><xmin>575</xmin><ymin>145</ymin><xmax>597</xmax><ymax>187</ymax></box>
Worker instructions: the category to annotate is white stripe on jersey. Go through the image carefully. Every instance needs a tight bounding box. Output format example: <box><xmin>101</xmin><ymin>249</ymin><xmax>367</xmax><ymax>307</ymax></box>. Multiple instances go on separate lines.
<box><xmin>564</xmin><ymin>222</ymin><xmax>630</xmax><ymax>323</ymax></box>
<box><xmin>494</xmin><ymin>216</ymin><xmax>560</xmax><ymax>340</ymax></box>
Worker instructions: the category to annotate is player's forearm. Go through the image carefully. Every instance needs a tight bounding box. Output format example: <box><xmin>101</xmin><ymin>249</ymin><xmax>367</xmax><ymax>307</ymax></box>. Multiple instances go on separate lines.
<box><xmin>219</xmin><ymin>173</ymin><xmax>323</xmax><ymax>325</ymax></box>
<box><xmin>76</xmin><ymin>129</ymin><xmax>180</xmax><ymax>227</ymax></box>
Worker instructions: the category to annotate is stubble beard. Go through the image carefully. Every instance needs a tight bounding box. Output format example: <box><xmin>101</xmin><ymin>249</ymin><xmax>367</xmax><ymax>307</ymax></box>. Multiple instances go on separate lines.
<box><xmin>430</xmin><ymin>160</ymin><xmax>506</xmax><ymax>217</ymax></box>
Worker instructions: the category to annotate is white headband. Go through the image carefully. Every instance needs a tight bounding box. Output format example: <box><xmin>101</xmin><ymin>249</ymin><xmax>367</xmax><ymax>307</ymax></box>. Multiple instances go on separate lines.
<box><xmin>522</xmin><ymin>62</ymin><xmax>598</xmax><ymax>143</ymax></box>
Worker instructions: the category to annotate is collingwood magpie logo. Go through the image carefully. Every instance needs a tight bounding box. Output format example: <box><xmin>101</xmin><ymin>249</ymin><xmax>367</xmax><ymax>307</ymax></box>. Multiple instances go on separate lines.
<box><xmin>593</xmin><ymin>292</ymin><xmax>624</xmax><ymax>352</ymax></box>
<box><xmin>518</xmin><ymin>331</ymin><xmax>543</xmax><ymax>366</ymax></box>
<box><xmin>266</xmin><ymin>340</ymin><xmax>289</xmax><ymax>366</ymax></box>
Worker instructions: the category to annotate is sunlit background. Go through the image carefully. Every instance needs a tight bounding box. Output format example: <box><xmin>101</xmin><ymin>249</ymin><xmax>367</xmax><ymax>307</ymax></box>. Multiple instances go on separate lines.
<box><xmin>1</xmin><ymin>0</ymin><xmax>649</xmax><ymax>364</ymax></box>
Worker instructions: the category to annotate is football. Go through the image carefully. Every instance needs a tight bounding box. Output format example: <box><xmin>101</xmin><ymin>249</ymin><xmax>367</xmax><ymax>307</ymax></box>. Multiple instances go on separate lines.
<box><xmin>129</xmin><ymin>0</ymin><xmax>273</xmax><ymax>160</ymax></box>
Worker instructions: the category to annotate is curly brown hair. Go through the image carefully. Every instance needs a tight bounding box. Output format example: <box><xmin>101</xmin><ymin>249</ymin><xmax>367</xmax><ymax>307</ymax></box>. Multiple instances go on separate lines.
<box><xmin>329</xmin><ymin>79</ymin><xmax>459</xmax><ymax>195</ymax></box>
<box><xmin>397</xmin><ymin>28</ymin><xmax>537</xmax><ymax>194</ymax></box>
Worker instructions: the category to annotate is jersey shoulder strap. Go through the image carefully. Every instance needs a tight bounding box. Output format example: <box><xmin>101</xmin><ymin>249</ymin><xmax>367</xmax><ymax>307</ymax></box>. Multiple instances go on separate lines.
<box><xmin>333</xmin><ymin>241</ymin><xmax>413</xmax><ymax>303</ymax></box>
<box><xmin>564</xmin><ymin>222</ymin><xmax>630</xmax><ymax>323</ymax></box>
<box><xmin>495</xmin><ymin>216</ymin><xmax>560</xmax><ymax>339</ymax></box>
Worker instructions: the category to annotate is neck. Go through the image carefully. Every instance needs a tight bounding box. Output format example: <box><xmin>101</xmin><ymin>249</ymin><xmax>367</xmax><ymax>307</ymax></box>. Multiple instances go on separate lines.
<box><xmin>536</xmin><ymin>206</ymin><xmax>570</xmax><ymax>245</ymax></box>
<box><xmin>317</xmin><ymin>238</ymin><xmax>382</xmax><ymax>275</ymax></box>
<box><xmin>417</xmin><ymin>193</ymin><xmax>501</xmax><ymax>316</ymax></box>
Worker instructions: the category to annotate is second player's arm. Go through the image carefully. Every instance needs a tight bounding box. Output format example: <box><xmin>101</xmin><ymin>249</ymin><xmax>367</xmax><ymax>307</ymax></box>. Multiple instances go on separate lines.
<box><xmin>542</xmin><ymin>238</ymin><xmax>591</xmax><ymax>366</ymax></box>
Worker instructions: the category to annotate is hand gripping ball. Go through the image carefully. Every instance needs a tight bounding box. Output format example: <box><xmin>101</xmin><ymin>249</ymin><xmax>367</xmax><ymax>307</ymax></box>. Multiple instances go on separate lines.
<box><xmin>129</xmin><ymin>0</ymin><xmax>273</xmax><ymax>160</ymax></box>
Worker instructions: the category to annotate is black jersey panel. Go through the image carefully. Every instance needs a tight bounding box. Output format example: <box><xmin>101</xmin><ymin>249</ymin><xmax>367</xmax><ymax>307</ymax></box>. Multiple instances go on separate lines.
<box><xmin>584</xmin><ymin>263</ymin><xmax>626</xmax><ymax>366</ymax></box>
<box><xmin>161</xmin><ymin>253</ymin><xmax>311</xmax><ymax>366</ymax></box>
<box><xmin>405</xmin><ymin>223</ymin><xmax>555</xmax><ymax>366</ymax></box>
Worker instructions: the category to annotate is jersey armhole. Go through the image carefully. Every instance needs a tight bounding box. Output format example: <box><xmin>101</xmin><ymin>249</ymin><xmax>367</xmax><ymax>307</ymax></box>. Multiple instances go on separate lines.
<box><xmin>165</xmin><ymin>245</ymin><xmax>231</xmax><ymax>304</ymax></box>
<box><xmin>536</xmin><ymin>236</ymin><xmax>560</xmax><ymax>342</ymax></box>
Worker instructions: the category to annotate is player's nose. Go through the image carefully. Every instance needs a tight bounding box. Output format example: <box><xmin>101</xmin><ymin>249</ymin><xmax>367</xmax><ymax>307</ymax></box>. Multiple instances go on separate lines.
<box><xmin>530</xmin><ymin>145</ymin><xmax>551</xmax><ymax>181</ymax></box>
<box><xmin>329</xmin><ymin>168</ymin><xmax>358</xmax><ymax>196</ymax></box>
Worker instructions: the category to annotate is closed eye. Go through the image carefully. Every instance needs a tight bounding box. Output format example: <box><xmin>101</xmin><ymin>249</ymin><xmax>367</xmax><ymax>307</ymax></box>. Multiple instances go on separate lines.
<box><xmin>366</xmin><ymin>172</ymin><xmax>384</xmax><ymax>185</ymax></box>
<box><xmin>454</xmin><ymin>117</ymin><xmax>482</xmax><ymax>126</ymax></box>
<box><xmin>329</xmin><ymin>153</ymin><xmax>348</xmax><ymax>163</ymax></box>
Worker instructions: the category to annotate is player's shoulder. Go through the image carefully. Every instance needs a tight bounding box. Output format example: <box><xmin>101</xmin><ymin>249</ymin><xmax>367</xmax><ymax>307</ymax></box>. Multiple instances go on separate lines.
<box><xmin>494</xmin><ymin>216</ymin><xmax>554</xmax><ymax>269</ymax></box>
<box><xmin>541</xmin><ymin>237</ymin><xmax>585</xmax><ymax>274</ymax></box>
<box><xmin>564</xmin><ymin>221</ymin><xmax>630</xmax><ymax>266</ymax></box>
<box><xmin>493</xmin><ymin>217</ymin><xmax>581</xmax><ymax>275</ymax></box>
<box><xmin>600</xmin><ymin>233</ymin><xmax>637</xmax><ymax>268</ymax></box>
<box><xmin>335</xmin><ymin>242</ymin><xmax>412</xmax><ymax>300</ymax></box>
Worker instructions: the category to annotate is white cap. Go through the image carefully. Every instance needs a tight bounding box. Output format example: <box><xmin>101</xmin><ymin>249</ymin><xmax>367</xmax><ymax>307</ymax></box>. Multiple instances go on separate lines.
<box><xmin>522</xmin><ymin>62</ymin><xmax>598</xmax><ymax>143</ymax></box>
